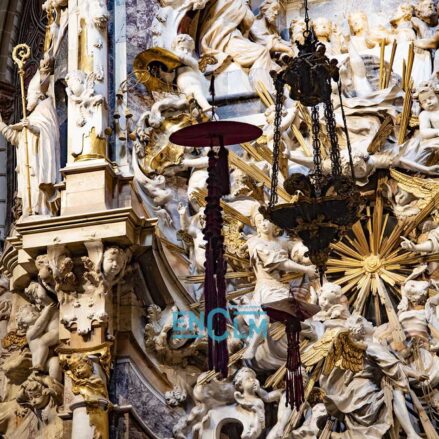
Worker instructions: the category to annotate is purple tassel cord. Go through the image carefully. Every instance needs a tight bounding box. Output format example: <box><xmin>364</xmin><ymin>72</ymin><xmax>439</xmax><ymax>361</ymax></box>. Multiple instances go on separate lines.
<box><xmin>285</xmin><ymin>318</ymin><xmax>304</xmax><ymax>411</ymax></box>
<box><xmin>203</xmin><ymin>144</ymin><xmax>230</xmax><ymax>377</ymax></box>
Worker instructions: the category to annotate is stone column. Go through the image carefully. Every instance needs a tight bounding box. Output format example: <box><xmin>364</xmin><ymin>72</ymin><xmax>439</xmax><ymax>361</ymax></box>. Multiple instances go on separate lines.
<box><xmin>67</xmin><ymin>0</ymin><xmax>110</xmax><ymax>163</ymax></box>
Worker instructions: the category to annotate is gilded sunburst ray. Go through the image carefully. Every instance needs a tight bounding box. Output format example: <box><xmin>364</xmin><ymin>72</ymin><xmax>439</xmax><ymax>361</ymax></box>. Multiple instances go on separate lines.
<box><xmin>327</xmin><ymin>177</ymin><xmax>439</xmax><ymax>323</ymax></box>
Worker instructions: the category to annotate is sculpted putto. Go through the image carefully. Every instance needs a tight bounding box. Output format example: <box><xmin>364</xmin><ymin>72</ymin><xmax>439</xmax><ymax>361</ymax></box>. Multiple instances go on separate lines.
<box><xmin>171</xmin><ymin>34</ymin><xmax>212</xmax><ymax>113</ymax></box>
<box><xmin>19</xmin><ymin>282</ymin><xmax>59</xmax><ymax>380</ymax></box>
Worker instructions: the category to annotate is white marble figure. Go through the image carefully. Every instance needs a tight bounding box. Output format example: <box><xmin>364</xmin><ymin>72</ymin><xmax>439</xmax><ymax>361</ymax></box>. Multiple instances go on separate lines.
<box><xmin>191</xmin><ymin>367</ymin><xmax>282</xmax><ymax>439</ymax></box>
<box><xmin>177</xmin><ymin>203</ymin><xmax>205</xmax><ymax>278</ymax></box>
<box><xmin>384</xmin><ymin>181</ymin><xmax>420</xmax><ymax>220</ymax></box>
<box><xmin>242</xmin><ymin>211</ymin><xmax>316</xmax><ymax>359</ymax></box>
<box><xmin>250</xmin><ymin>0</ymin><xmax>293</xmax><ymax>58</ymax></box>
<box><xmin>347</xmin><ymin>12</ymin><xmax>391</xmax><ymax>54</ymax></box>
<box><xmin>19</xmin><ymin>282</ymin><xmax>60</xmax><ymax>380</ymax></box>
<box><xmin>312</xmin><ymin>17</ymin><xmax>346</xmax><ymax>56</ymax></box>
<box><xmin>289</xmin><ymin>18</ymin><xmax>306</xmax><ymax>49</ymax></box>
<box><xmin>289</xmin><ymin>144</ymin><xmax>439</xmax><ymax>186</ymax></box>
<box><xmin>390</xmin><ymin>3</ymin><xmax>432</xmax><ymax>86</ymax></box>
<box><xmin>101</xmin><ymin>246</ymin><xmax>128</xmax><ymax>285</ymax></box>
<box><xmin>413</xmin><ymin>0</ymin><xmax>439</xmax><ymax>73</ymax></box>
<box><xmin>313</xmin><ymin>282</ymin><xmax>350</xmax><ymax>327</ymax></box>
<box><xmin>418</xmin><ymin>83</ymin><xmax>439</xmax><ymax>145</ymax></box>
<box><xmin>320</xmin><ymin>315</ymin><xmax>428</xmax><ymax>439</ymax></box>
<box><xmin>0</xmin><ymin>70</ymin><xmax>60</xmax><ymax>217</ymax></box>
<box><xmin>198</xmin><ymin>0</ymin><xmax>279</xmax><ymax>91</ymax></box>
<box><xmin>171</xmin><ymin>34</ymin><xmax>211</xmax><ymax>113</ymax></box>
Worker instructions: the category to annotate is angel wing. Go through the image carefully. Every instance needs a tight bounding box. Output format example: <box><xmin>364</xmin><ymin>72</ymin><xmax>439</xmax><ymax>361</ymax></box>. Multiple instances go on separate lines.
<box><xmin>368</xmin><ymin>116</ymin><xmax>393</xmax><ymax>154</ymax></box>
<box><xmin>390</xmin><ymin>168</ymin><xmax>439</xmax><ymax>208</ymax></box>
<box><xmin>302</xmin><ymin>328</ymin><xmax>365</xmax><ymax>375</ymax></box>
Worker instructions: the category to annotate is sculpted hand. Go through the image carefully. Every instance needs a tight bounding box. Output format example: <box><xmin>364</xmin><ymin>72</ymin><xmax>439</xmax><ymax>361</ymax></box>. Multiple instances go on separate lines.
<box><xmin>401</xmin><ymin>236</ymin><xmax>416</xmax><ymax>251</ymax></box>
<box><xmin>177</xmin><ymin>202</ymin><xmax>187</xmax><ymax>216</ymax></box>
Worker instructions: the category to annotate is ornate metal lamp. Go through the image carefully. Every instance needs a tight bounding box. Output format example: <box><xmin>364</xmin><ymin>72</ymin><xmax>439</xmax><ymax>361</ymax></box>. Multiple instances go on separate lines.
<box><xmin>170</xmin><ymin>96</ymin><xmax>262</xmax><ymax>377</ymax></box>
<box><xmin>261</xmin><ymin>0</ymin><xmax>362</xmax><ymax>278</ymax></box>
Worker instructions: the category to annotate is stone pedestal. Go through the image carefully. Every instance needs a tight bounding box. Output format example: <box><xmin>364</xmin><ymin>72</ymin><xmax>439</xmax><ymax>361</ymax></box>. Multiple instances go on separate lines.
<box><xmin>60</xmin><ymin>159</ymin><xmax>117</xmax><ymax>216</ymax></box>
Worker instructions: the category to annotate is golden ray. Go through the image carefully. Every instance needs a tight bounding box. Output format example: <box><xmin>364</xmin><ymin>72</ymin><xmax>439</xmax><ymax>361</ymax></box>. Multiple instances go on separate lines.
<box><xmin>327</xmin><ymin>188</ymin><xmax>436</xmax><ymax>324</ymax></box>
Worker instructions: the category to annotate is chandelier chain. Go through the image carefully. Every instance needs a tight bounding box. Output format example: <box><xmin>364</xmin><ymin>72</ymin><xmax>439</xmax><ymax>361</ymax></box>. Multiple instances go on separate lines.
<box><xmin>269</xmin><ymin>77</ymin><xmax>285</xmax><ymax>210</ymax></box>
<box><xmin>303</xmin><ymin>0</ymin><xmax>310</xmax><ymax>36</ymax></box>
<box><xmin>311</xmin><ymin>105</ymin><xmax>323</xmax><ymax>195</ymax></box>
<box><xmin>324</xmin><ymin>98</ymin><xmax>342</xmax><ymax>178</ymax></box>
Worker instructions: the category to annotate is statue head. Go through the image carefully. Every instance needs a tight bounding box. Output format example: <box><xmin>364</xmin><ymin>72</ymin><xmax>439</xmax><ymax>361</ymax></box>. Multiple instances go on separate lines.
<box><xmin>390</xmin><ymin>3</ymin><xmax>414</xmax><ymax>26</ymax></box>
<box><xmin>233</xmin><ymin>367</ymin><xmax>259</xmax><ymax>394</ymax></box>
<box><xmin>348</xmin><ymin>12</ymin><xmax>368</xmax><ymax>35</ymax></box>
<box><xmin>102</xmin><ymin>246</ymin><xmax>127</xmax><ymax>282</ymax></box>
<box><xmin>172</xmin><ymin>34</ymin><xmax>195</xmax><ymax>53</ymax></box>
<box><xmin>318</xmin><ymin>283</ymin><xmax>343</xmax><ymax>311</ymax></box>
<box><xmin>313</xmin><ymin>17</ymin><xmax>332</xmax><ymax>40</ymax></box>
<box><xmin>26</xmin><ymin>70</ymin><xmax>44</xmax><ymax>113</ymax></box>
<box><xmin>414</xmin><ymin>0</ymin><xmax>438</xmax><ymax>25</ymax></box>
<box><xmin>35</xmin><ymin>254</ymin><xmax>55</xmax><ymax>290</ymax></box>
<box><xmin>400</xmin><ymin>280</ymin><xmax>429</xmax><ymax>308</ymax></box>
<box><xmin>418</xmin><ymin>86</ymin><xmax>439</xmax><ymax>111</ymax></box>
<box><xmin>395</xmin><ymin>185</ymin><xmax>415</xmax><ymax>206</ymax></box>
<box><xmin>16</xmin><ymin>304</ymin><xmax>39</xmax><ymax>330</ymax></box>
<box><xmin>341</xmin><ymin>150</ymin><xmax>369</xmax><ymax>179</ymax></box>
<box><xmin>67</xmin><ymin>353</ymin><xmax>94</xmax><ymax>379</ymax></box>
<box><xmin>253</xmin><ymin>211</ymin><xmax>276</xmax><ymax>239</ymax></box>
<box><xmin>289</xmin><ymin>18</ymin><xmax>307</xmax><ymax>45</ymax></box>
<box><xmin>259</xmin><ymin>0</ymin><xmax>281</xmax><ymax>24</ymax></box>
<box><xmin>346</xmin><ymin>314</ymin><xmax>373</xmax><ymax>340</ymax></box>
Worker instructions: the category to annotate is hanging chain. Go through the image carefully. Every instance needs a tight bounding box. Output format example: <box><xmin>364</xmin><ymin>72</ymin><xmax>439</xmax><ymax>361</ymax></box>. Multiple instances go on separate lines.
<box><xmin>269</xmin><ymin>76</ymin><xmax>285</xmax><ymax>210</ymax></box>
<box><xmin>323</xmin><ymin>97</ymin><xmax>342</xmax><ymax>178</ymax></box>
<box><xmin>209</xmin><ymin>74</ymin><xmax>216</xmax><ymax>120</ymax></box>
<box><xmin>303</xmin><ymin>0</ymin><xmax>310</xmax><ymax>35</ymax></box>
<box><xmin>310</xmin><ymin>105</ymin><xmax>323</xmax><ymax>196</ymax></box>
<box><xmin>337</xmin><ymin>81</ymin><xmax>356</xmax><ymax>181</ymax></box>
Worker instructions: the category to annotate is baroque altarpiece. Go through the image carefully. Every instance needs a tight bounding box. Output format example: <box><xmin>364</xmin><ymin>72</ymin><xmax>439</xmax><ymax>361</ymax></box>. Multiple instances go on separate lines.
<box><xmin>0</xmin><ymin>0</ymin><xmax>439</xmax><ymax>438</ymax></box>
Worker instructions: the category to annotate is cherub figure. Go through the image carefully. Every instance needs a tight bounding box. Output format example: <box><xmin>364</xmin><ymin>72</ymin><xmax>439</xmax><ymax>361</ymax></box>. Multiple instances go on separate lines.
<box><xmin>313</xmin><ymin>282</ymin><xmax>350</xmax><ymax>327</ymax></box>
<box><xmin>171</xmin><ymin>34</ymin><xmax>211</xmax><ymax>113</ymax></box>
<box><xmin>232</xmin><ymin>367</ymin><xmax>282</xmax><ymax>439</ymax></box>
<box><xmin>16</xmin><ymin>301</ymin><xmax>59</xmax><ymax>380</ymax></box>
<box><xmin>418</xmin><ymin>83</ymin><xmax>439</xmax><ymax>145</ymax></box>
<box><xmin>101</xmin><ymin>246</ymin><xmax>128</xmax><ymax>285</ymax></box>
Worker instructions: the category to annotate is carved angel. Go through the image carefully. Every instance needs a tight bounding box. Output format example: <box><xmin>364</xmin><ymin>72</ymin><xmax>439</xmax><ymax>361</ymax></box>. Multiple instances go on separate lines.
<box><xmin>308</xmin><ymin>315</ymin><xmax>427</xmax><ymax>439</ymax></box>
